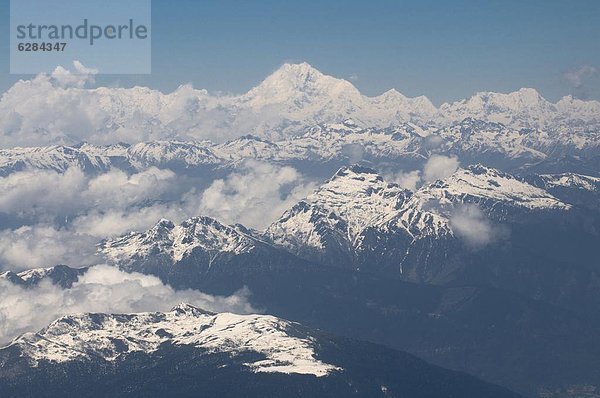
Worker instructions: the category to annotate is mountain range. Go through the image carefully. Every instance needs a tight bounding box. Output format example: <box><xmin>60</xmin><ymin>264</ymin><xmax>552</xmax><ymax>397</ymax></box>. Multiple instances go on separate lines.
<box><xmin>97</xmin><ymin>164</ymin><xmax>599</xmax><ymax>310</ymax></box>
<box><xmin>1</xmin><ymin>117</ymin><xmax>599</xmax><ymax>179</ymax></box>
<box><xmin>2</xmin><ymin>62</ymin><xmax>600</xmax><ymax>398</ymax></box>
<box><xmin>0</xmin><ymin>304</ymin><xmax>525</xmax><ymax>398</ymax></box>
<box><xmin>2</xmin><ymin>62</ymin><xmax>600</xmax><ymax>148</ymax></box>
<box><xmin>42</xmin><ymin>163</ymin><xmax>596</xmax><ymax>397</ymax></box>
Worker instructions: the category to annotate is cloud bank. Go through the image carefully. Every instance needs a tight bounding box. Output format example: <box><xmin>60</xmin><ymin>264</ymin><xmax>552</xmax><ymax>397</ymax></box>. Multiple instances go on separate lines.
<box><xmin>0</xmin><ymin>265</ymin><xmax>256</xmax><ymax>345</ymax></box>
<box><xmin>0</xmin><ymin>62</ymin><xmax>220</xmax><ymax>147</ymax></box>
<box><xmin>0</xmin><ymin>161</ymin><xmax>314</xmax><ymax>270</ymax></box>
<box><xmin>388</xmin><ymin>170</ymin><xmax>422</xmax><ymax>191</ymax></box>
<box><xmin>50</xmin><ymin>60</ymin><xmax>98</xmax><ymax>88</ymax></box>
<box><xmin>197</xmin><ymin>160</ymin><xmax>315</xmax><ymax>229</ymax></box>
<box><xmin>0</xmin><ymin>226</ymin><xmax>99</xmax><ymax>270</ymax></box>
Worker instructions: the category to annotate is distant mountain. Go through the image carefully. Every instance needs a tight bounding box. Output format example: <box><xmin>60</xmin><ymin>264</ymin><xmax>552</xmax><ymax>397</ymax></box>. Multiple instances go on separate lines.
<box><xmin>439</xmin><ymin>89</ymin><xmax>600</xmax><ymax>131</ymax></box>
<box><xmin>524</xmin><ymin>172</ymin><xmax>600</xmax><ymax>211</ymax></box>
<box><xmin>0</xmin><ymin>145</ymin><xmax>112</xmax><ymax>176</ymax></box>
<box><xmin>237</xmin><ymin>62</ymin><xmax>438</xmax><ymax>134</ymax></box>
<box><xmin>0</xmin><ymin>304</ymin><xmax>523</xmax><ymax>398</ymax></box>
<box><xmin>2</xmin><ymin>118</ymin><xmax>599</xmax><ymax>177</ymax></box>
<box><xmin>517</xmin><ymin>154</ymin><xmax>600</xmax><ymax>177</ymax></box>
<box><xmin>0</xmin><ymin>264</ymin><xmax>87</xmax><ymax>288</ymax></box>
<box><xmin>2</xmin><ymin>62</ymin><xmax>600</xmax><ymax>148</ymax></box>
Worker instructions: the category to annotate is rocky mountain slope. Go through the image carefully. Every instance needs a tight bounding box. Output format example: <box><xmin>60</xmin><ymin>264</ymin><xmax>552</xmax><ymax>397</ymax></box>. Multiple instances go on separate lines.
<box><xmin>100</xmin><ymin>216</ymin><xmax>313</xmax><ymax>285</ymax></box>
<box><xmin>5</xmin><ymin>260</ymin><xmax>600</xmax><ymax>398</ymax></box>
<box><xmin>0</xmin><ymin>304</ymin><xmax>523</xmax><ymax>398</ymax></box>
<box><xmin>84</xmin><ymin>164</ymin><xmax>600</xmax><ymax>397</ymax></box>
<box><xmin>97</xmin><ymin>164</ymin><xmax>599</xmax><ymax>319</ymax></box>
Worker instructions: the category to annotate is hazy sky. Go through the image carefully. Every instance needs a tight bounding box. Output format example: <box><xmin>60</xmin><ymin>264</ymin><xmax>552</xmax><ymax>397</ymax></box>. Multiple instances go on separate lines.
<box><xmin>1</xmin><ymin>0</ymin><xmax>599</xmax><ymax>104</ymax></box>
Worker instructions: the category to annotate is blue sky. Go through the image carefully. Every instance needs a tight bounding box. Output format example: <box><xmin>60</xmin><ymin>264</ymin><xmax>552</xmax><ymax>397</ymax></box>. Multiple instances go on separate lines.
<box><xmin>1</xmin><ymin>0</ymin><xmax>599</xmax><ymax>104</ymax></box>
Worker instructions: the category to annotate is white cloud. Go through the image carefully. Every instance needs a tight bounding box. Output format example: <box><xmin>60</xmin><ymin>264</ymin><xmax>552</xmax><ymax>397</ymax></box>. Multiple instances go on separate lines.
<box><xmin>50</xmin><ymin>60</ymin><xmax>98</xmax><ymax>88</ymax></box>
<box><xmin>83</xmin><ymin>167</ymin><xmax>178</xmax><ymax>209</ymax></box>
<box><xmin>0</xmin><ymin>167</ymin><xmax>188</xmax><ymax>270</ymax></box>
<box><xmin>423</xmin><ymin>154</ymin><xmax>460</xmax><ymax>182</ymax></box>
<box><xmin>385</xmin><ymin>154</ymin><xmax>460</xmax><ymax>190</ymax></box>
<box><xmin>72</xmin><ymin>206</ymin><xmax>186</xmax><ymax>238</ymax></box>
<box><xmin>450</xmin><ymin>204</ymin><xmax>507</xmax><ymax>248</ymax></box>
<box><xmin>196</xmin><ymin>160</ymin><xmax>316</xmax><ymax>229</ymax></box>
<box><xmin>0</xmin><ymin>62</ymin><xmax>237</xmax><ymax>147</ymax></box>
<box><xmin>564</xmin><ymin>64</ymin><xmax>598</xmax><ymax>88</ymax></box>
<box><xmin>341</xmin><ymin>143</ymin><xmax>365</xmax><ymax>163</ymax></box>
<box><xmin>0</xmin><ymin>264</ymin><xmax>257</xmax><ymax>345</ymax></box>
<box><xmin>0</xmin><ymin>63</ymin><xmax>152</xmax><ymax>147</ymax></box>
<box><xmin>424</xmin><ymin>134</ymin><xmax>443</xmax><ymax>149</ymax></box>
<box><xmin>387</xmin><ymin>170</ymin><xmax>422</xmax><ymax>191</ymax></box>
<box><xmin>0</xmin><ymin>225</ymin><xmax>99</xmax><ymax>271</ymax></box>
<box><xmin>0</xmin><ymin>168</ymin><xmax>87</xmax><ymax>220</ymax></box>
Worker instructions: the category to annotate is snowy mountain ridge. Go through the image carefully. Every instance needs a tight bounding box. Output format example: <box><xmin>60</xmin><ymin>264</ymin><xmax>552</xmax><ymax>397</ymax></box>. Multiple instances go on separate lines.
<box><xmin>2</xmin><ymin>117</ymin><xmax>599</xmax><ymax>177</ymax></box>
<box><xmin>98</xmin><ymin>164</ymin><xmax>579</xmax><ymax>270</ymax></box>
<box><xmin>265</xmin><ymin>164</ymin><xmax>572</xmax><ymax>265</ymax></box>
<box><xmin>536</xmin><ymin>173</ymin><xmax>600</xmax><ymax>192</ymax></box>
<box><xmin>412</xmin><ymin>165</ymin><xmax>570</xmax><ymax>212</ymax></box>
<box><xmin>304</xmin><ymin>165</ymin><xmax>409</xmax><ymax>238</ymax></box>
<box><xmin>5</xmin><ymin>303</ymin><xmax>340</xmax><ymax>377</ymax></box>
<box><xmin>100</xmin><ymin>217</ymin><xmax>263</xmax><ymax>266</ymax></box>
<box><xmin>2</xmin><ymin>62</ymin><xmax>600</xmax><ymax>148</ymax></box>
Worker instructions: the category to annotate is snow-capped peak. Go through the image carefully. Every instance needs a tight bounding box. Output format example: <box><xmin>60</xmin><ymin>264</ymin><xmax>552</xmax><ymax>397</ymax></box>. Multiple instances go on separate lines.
<box><xmin>7</xmin><ymin>305</ymin><xmax>341</xmax><ymax>377</ymax></box>
<box><xmin>242</xmin><ymin>62</ymin><xmax>362</xmax><ymax>109</ymax></box>
<box><xmin>507</xmin><ymin>88</ymin><xmax>545</xmax><ymax>104</ymax></box>
<box><xmin>272</xmin><ymin>62</ymin><xmax>327</xmax><ymax>81</ymax></box>
<box><xmin>458</xmin><ymin>88</ymin><xmax>547</xmax><ymax>108</ymax></box>
<box><xmin>0</xmin><ymin>144</ymin><xmax>112</xmax><ymax>174</ymax></box>
<box><xmin>364</xmin><ymin>164</ymin><xmax>573</xmax><ymax>248</ymax></box>
<box><xmin>264</xmin><ymin>165</ymin><xmax>413</xmax><ymax>264</ymax></box>
<box><xmin>415</xmin><ymin>164</ymin><xmax>570</xmax><ymax>211</ymax></box>
<box><xmin>170</xmin><ymin>302</ymin><xmax>215</xmax><ymax>316</ymax></box>
<box><xmin>373</xmin><ymin>89</ymin><xmax>437</xmax><ymax>116</ymax></box>
<box><xmin>305</xmin><ymin>165</ymin><xmax>409</xmax><ymax>238</ymax></box>
<box><xmin>436</xmin><ymin>88</ymin><xmax>576</xmax><ymax>129</ymax></box>
<box><xmin>100</xmin><ymin>216</ymin><xmax>261</xmax><ymax>265</ymax></box>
